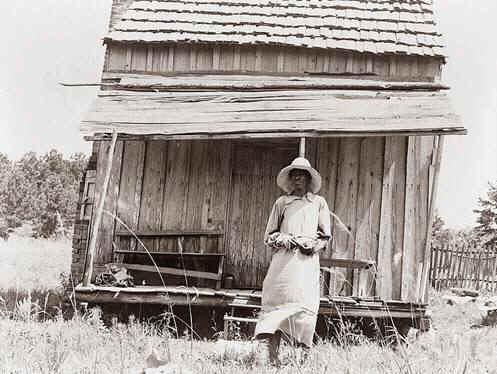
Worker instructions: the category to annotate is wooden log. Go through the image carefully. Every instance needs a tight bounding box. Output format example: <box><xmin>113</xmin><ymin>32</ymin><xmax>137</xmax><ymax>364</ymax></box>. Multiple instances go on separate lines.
<box><xmin>83</xmin><ymin>130</ymin><xmax>118</xmax><ymax>286</ymax></box>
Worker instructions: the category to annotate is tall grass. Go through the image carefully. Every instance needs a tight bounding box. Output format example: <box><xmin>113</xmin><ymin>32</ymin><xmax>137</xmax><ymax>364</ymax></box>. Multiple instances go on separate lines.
<box><xmin>1</xmin><ymin>236</ymin><xmax>497</xmax><ymax>373</ymax></box>
<box><xmin>0</xmin><ymin>235</ymin><xmax>72</xmax><ymax>292</ymax></box>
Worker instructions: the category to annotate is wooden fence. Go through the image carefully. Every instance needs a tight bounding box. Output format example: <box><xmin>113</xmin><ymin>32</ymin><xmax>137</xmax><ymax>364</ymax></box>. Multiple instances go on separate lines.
<box><xmin>430</xmin><ymin>244</ymin><xmax>497</xmax><ymax>291</ymax></box>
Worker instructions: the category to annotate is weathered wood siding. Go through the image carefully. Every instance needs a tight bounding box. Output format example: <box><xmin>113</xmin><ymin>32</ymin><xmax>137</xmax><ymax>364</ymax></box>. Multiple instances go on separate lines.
<box><xmin>104</xmin><ymin>42</ymin><xmax>442</xmax><ymax>81</ymax></box>
<box><xmin>80</xmin><ymin>136</ymin><xmax>436</xmax><ymax>300</ymax></box>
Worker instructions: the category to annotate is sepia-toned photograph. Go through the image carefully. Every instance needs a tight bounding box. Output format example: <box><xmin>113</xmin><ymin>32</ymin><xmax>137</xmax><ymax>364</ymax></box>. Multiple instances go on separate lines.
<box><xmin>1</xmin><ymin>0</ymin><xmax>496</xmax><ymax>372</ymax></box>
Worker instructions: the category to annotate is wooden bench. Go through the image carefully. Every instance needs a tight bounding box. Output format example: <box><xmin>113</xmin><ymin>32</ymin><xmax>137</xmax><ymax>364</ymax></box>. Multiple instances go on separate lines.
<box><xmin>320</xmin><ymin>258</ymin><xmax>376</xmax><ymax>297</ymax></box>
<box><xmin>113</xmin><ymin>230</ymin><xmax>225</xmax><ymax>289</ymax></box>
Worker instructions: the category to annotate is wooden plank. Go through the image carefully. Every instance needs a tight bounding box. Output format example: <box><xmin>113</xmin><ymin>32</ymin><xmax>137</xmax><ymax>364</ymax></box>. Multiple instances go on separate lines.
<box><xmin>84</xmin><ymin>131</ymin><xmax>118</xmax><ymax>286</ymax></box>
<box><xmin>321</xmin><ymin>259</ymin><xmax>375</xmax><ymax>269</ymax></box>
<box><xmin>189</xmin><ymin>46</ymin><xmax>197</xmax><ymax>71</ymax></box>
<box><xmin>316</xmin><ymin>137</ymin><xmax>339</xmax><ymax>294</ymax></box>
<box><xmin>205</xmin><ymin>140</ymin><xmax>232</xmax><ymax>252</ymax></box>
<box><xmin>260</xmin><ymin>46</ymin><xmax>279</xmax><ymax>72</ymax></box>
<box><xmin>316</xmin><ymin>137</ymin><xmax>339</xmax><ymax>261</ymax></box>
<box><xmin>150</xmin><ymin>46</ymin><xmax>162</xmax><ymax>72</ymax></box>
<box><xmin>354</xmin><ymin>137</ymin><xmax>384</xmax><ymax>296</ymax></box>
<box><xmin>331</xmin><ymin>138</ymin><xmax>361</xmax><ymax>296</ymax></box>
<box><xmin>106</xmin><ymin>43</ymin><xmax>128</xmax><ymax>71</ymax></box>
<box><xmin>328</xmin><ymin>50</ymin><xmax>347</xmax><ymax>74</ymax></box>
<box><xmin>146</xmin><ymin>46</ymin><xmax>154</xmax><ymax>72</ymax></box>
<box><xmin>377</xmin><ymin>136</ymin><xmax>407</xmax><ymax>300</ymax></box>
<box><xmin>173</xmin><ymin>45</ymin><xmax>190</xmax><ymax>71</ymax></box>
<box><xmin>277</xmin><ymin>50</ymin><xmax>285</xmax><ymax>72</ymax></box>
<box><xmin>161</xmin><ymin>141</ymin><xmax>192</xmax><ymax>249</ymax></box>
<box><xmin>298</xmin><ymin>49</ymin><xmax>308</xmax><ymax>73</ymax></box>
<box><xmin>95</xmin><ymin>74</ymin><xmax>451</xmax><ymax>91</ymax></box>
<box><xmin>432</xmin><ymin>245</ymin><xmax>443</xmax><ymax>290</ymax></box>
<box><xmin>125</xmin><ymin>46</ymin><xmax>133</xmax><ymax>72</ymax></box>
<box><xmin>373</xmin><ymin>55</ymin><xmax>390</xmax><ymax>77</ymax></box>
<box><xmin>114</xmin><ymin>250</ymin><xmax>224</xmax><ymax>257</ymax></box>
<box><xmin>116</xmin><ymin>141</ymin><xmax>146</xmax><ymax>250</ymax></box>
<box><xmin>95</xmin><ymin>140</ymin><xmax>124</xmax><ymax>263</ymax></box>
<box><xmin>240</xmin><ymin>46</ymin><xmax>256</xmax><ymax>71</ymax></box>
<box><xmin>159</xmin><ymin>47</ymin><xmax>169</xmax><ymax>72</ymax></box>
<box><xmin>137</xmin><ymin>140</ymin><xmax>167</xmax><ymax>252</ymax></box>
<box><xmin>389</xmin><ymin>55</ymin><xmax>398</xmax><ymax>77</ymax></box>
<box><xmin>455</xmin><ymin>244</ymin><xmax>464</xmax><ymax>288</ymax></box>
<box><xmin>233</xmin><ymin>47</ymin><xmax>241</xmax><ymax>70</ymax></box>
<box><xmin>113</xmin><ymin>263</ymin><xmax>221</xmax><ymax>280</ymax></box>
<box><xmin>492</xmin><ymin>257</ymin><xmax>497</xmax><ymax>292</ymax></box>
<box><xmin>184</xmin><ymin>141</ymin><xmax>209</xmax><ymax>252</ymax></box>
<box><xmin>167</xmin><ymin>46</ymin><xmax>175</xmax><ymax>71</ymax></box>
<box><xmin>283</xmin><ymin>47</ymin><xmax>300</xmax><ymax>73</ymax></box>
<box><xmin>402</xmin><ymin>136</ymin><xmax>417</xmax><ymax>300</ymax></box>
<box><xmin>476</xmin><ymin>249</ymin><xmax>483</xmax><ymax>290</ymax></box>
<box><xmin>83</xmin><ymin>90</ymin><xmax>463</xmax><ymax>137</ymax></box>
<box><xmin>131</xmin><ymin>45</ymin><xmax>148</xmax><ymax>71</ymax></box>
<box><xmin>417</xmin><ymin>136</ymin><xmax>435</xmax><ymax>297</ymax></box>
<box><xmin>306</xmin><ymin>50</ymin><xmax>318</xmax><ymax>72</ymax></box>
<box><xmin>430</xmin><ymin>245</ymin><xmax>440</xmax><ymax>289</ymax></box>
<box><xmin>116</xmin><ymin>230</ymin><xmax>223</xmax><ymax>237</ymax></box>
<box><xmin>255</xmin><ymin>47</ymin><xmax>263</xmax><ymax>71</ymax></box>
<box><xmin>219</xmin><ymin>46</ymin><xmax>234</xmax><ymax>71</ymax></box>
<box><xmin>213</xmin><ymin>46</ymin><xmax>221</xmax><ymax>70</ymax></box>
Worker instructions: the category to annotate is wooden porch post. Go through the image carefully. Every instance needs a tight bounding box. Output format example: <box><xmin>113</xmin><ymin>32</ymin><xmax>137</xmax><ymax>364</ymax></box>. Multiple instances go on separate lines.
<box><xmin>83</xmin><ymin>130</ymin><xmax>118</xmax><ymax>286</ymax></box>
<box><xmin>299</xmin><ymin>137</ymin><xmax>306</xmax><ymax>157</ymax></box>
<box><xmin>421</xmin><ymin>135</ymin><xmax>445</xmax><ymax>301</ymax></box>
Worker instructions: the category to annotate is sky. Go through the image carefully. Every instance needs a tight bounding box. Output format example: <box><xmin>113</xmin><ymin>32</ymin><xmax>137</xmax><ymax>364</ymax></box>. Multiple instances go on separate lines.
<box><xmin>0</xmin><ymin>0</ymin><xmax>496</xmax><ymax>229</ymax></box>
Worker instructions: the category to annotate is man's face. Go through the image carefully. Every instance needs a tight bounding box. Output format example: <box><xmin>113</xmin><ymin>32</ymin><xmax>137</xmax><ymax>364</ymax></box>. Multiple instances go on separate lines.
<box><xmin>290</xmin><ymin>169</ymin><xmax>311</xmax><ymax>191</ymax></box>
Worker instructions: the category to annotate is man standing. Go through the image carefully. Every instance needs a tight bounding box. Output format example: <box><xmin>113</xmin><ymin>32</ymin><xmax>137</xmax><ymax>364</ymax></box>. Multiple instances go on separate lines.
<box><xmin>254</xmin><ymin>157</ymin><xmax>332</xmax><ymax>365</ymax></box>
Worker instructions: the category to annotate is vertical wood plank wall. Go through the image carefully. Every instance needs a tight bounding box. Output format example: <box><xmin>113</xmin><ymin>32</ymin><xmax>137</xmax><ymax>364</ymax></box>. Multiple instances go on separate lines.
<box><xmin>104</xmin><ymin>43</ymin><xmax>442</xmax><ymax>80</ymax></box>
<box><xmin>88</xmin><ymin>136</ymin><xmax>435</xmax><ymax>300</ymax></box>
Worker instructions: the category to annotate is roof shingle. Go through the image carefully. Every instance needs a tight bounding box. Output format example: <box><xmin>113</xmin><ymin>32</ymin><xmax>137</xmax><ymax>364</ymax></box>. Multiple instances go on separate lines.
<box><xmin>106</xmin><ymin>0</ymin><xmax>445</xmax><ymax>57</ymax></box>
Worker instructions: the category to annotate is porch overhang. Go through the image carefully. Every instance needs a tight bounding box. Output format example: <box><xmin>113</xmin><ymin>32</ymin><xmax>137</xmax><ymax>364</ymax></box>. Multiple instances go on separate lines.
<box><xmin>80</xmin><ymin>74</ymin><xmax>466</xmax><ymax>140</ymax></box>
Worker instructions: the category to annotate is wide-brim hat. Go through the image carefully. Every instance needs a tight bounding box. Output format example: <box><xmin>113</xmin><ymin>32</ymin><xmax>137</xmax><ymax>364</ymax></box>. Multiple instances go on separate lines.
<box><xmin>277</xmin><ymin>157</ymin><xmax>322</xmax><ymax>194</ymax></box>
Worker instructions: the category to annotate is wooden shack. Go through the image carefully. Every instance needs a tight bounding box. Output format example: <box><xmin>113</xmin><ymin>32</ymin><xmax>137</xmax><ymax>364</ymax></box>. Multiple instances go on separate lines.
<box><xmin>71</xmin><ymin>0</ymin><xmax>465</xmax><ymax>331</ymax></box>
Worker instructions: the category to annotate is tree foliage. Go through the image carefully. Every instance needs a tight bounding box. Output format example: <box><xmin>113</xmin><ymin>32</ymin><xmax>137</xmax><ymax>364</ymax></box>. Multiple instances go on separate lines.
<box><xmin>0</xmin><ymin>150</ymin><xmax>88</xmax><ymax>238</ymax></box>
<box><xmin>474</xmin><ymin>181</ymin><xmax>497</xmax><ymax>246</ymax></box>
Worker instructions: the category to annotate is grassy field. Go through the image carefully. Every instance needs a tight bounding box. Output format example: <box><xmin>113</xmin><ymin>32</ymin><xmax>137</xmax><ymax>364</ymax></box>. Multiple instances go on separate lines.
<box><xmin>1</xmin><ymin>237</ymin><xmax>497</xmax><ymax>373</ymax></box>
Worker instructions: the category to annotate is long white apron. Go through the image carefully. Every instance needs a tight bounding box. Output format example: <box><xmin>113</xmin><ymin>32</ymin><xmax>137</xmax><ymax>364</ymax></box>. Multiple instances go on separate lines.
<box><xmin>254</xmin><ymin>193</ymin><xmax>331</xmax><ymax>347</ymax></box>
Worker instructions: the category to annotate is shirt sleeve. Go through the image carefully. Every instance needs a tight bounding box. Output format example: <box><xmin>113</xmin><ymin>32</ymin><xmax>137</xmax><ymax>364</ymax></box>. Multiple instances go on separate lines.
<box><xmin>264</xmin><ymin>197</ymin><xmax>283</xmax><ymax>243</ymax></box>
<box><xmin>318</xmin><ymin>197</ymin><xmax>332</xmax><ymax>240</ymax></box>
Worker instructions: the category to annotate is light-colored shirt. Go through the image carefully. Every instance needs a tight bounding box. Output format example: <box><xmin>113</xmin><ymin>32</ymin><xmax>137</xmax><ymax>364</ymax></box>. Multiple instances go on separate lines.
<box><xmin>264</xmin><ymin>192</ymin><xmax>332</xmax><ymax>243</ymax></box>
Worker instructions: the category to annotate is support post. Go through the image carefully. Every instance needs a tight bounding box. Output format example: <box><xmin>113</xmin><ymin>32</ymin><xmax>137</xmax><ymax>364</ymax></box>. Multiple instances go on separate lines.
<box><xmin>421</xmin><ymin>135</ymin><xmax>445</xmax><ymax>302</ymax></box>
<box><xmin>299</xmin><ymin>137</ymin><xmax>306</xmax><ymax>157</ymax></box>
<box><xmin>83</xmin><ymin>130</ymin><xmax>118</xmax><ymax>286</ymax></box>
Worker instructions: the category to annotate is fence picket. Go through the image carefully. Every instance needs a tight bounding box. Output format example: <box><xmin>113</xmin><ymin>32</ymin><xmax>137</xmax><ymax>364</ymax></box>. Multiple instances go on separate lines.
<box><xmin>493</xmin><ymin>256</ymin><xmax>497</xmax><ymax>292</ymax></box>
<box><xmin>429</xmin><ymin>243</ymin><xmax>496</xmax><ymax>291</ymax></box>
<box><xmin>455</xmin><ymin>245</ymin><xmax>463</xmax><ymax>288</ymax></box>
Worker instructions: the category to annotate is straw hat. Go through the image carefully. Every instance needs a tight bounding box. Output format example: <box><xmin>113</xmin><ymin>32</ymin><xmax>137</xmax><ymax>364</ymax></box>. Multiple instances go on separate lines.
<box><xmin>277</xmin><ymin>157</ymin><xmax>322</xmax><ymax>194</ymax></box>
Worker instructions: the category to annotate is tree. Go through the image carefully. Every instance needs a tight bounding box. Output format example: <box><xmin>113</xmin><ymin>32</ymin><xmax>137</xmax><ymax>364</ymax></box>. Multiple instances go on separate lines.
<box><xmin>0</xmin><ymin>150</ymin><xmax>88</xmax><ymax>238</ymax></box>
<box><xmin>474</xmin><ymin>181</ymin><xmax>497</xmax><ymax>246</ymax></box>
<box><xmin>431</xmin><ymin>211</ymin><xmax>451</xmax><ymax>246</ymax></box>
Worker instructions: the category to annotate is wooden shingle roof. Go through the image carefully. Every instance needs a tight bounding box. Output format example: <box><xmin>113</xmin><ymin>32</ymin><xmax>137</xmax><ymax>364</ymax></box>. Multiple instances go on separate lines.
<box><xmin>106</xmin><ymin>0</ymin><xmax>445</xmax><ymax>57</ymax></box>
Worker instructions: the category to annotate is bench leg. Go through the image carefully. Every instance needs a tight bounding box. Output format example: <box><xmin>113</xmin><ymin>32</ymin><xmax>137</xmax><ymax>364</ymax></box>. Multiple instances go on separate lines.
<box><xmin>216</xmin><ymin>256</ymin><xmax>225</xmax><ymax>290</ymax></box>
